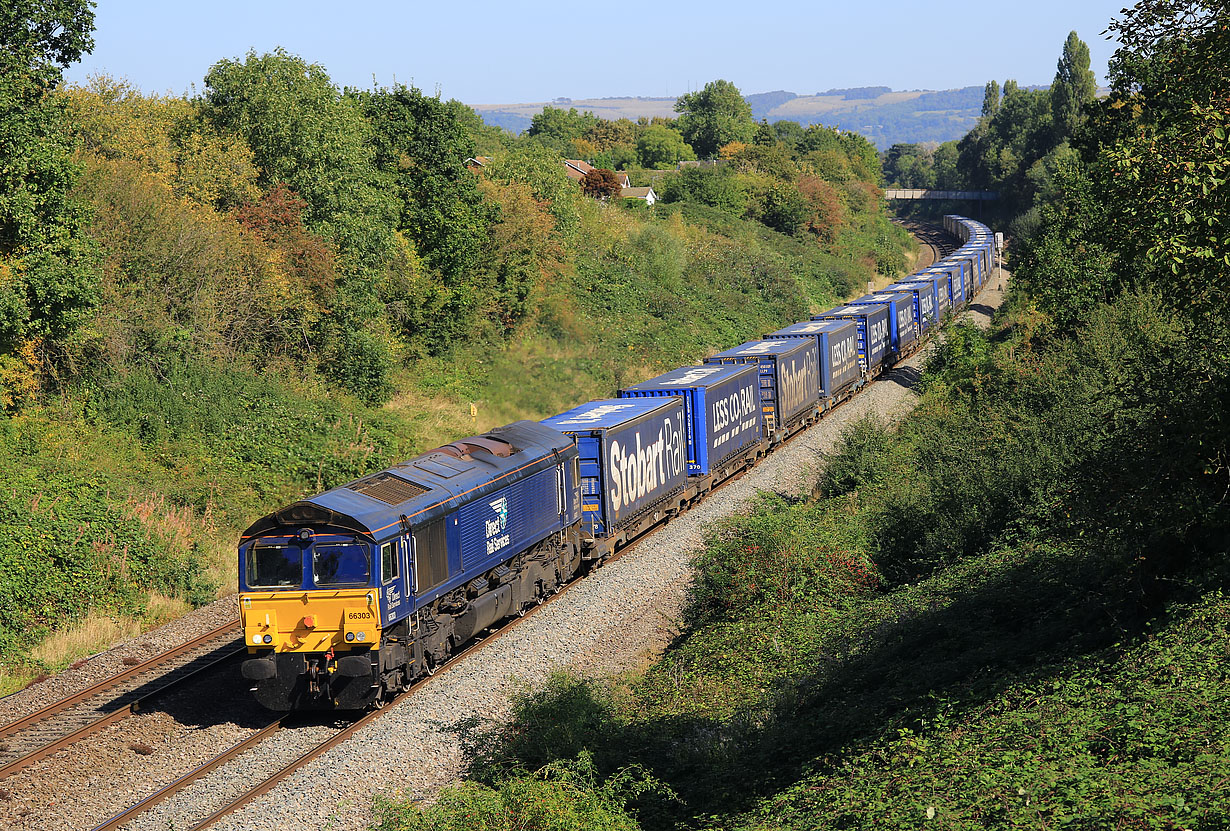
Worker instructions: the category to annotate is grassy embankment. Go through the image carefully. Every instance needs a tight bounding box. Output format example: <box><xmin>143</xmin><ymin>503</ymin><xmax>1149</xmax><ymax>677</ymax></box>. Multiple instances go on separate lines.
<box><xmin>0</xmin><ymin>197</ymin><xmax>911</xmax><ymax>694</ymax></box>
<box><xmin>374</xmin><ymin>289</ymin><xmax>1230</xmax><ymax>830</ymax></box>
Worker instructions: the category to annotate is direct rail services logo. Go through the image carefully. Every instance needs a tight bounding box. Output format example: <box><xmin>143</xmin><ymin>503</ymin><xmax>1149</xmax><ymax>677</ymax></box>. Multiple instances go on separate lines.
<box><xmin>485</xmin><ymin>496</ymin><xmax>511</xmax><ymax>555</ymax></box>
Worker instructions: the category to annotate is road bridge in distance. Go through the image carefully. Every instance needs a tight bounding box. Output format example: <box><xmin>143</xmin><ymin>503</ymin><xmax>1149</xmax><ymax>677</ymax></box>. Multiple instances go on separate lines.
<box><xmin>884</xmin><ymin>189</ymin><xmax>999</xmax><ymax>200</ymax></box>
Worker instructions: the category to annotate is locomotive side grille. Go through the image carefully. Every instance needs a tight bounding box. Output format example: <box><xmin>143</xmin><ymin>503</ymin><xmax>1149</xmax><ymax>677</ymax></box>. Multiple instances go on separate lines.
<box><xmin>348</xmin><ymin>472</ymin><xmax>429</xmax><ymax>505</ymax></box>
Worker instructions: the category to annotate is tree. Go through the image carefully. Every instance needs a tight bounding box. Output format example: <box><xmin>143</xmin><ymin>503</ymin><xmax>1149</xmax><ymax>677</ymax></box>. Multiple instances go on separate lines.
<box><xmin>201</xmin><ymin>49</ymin><xmax>400</xmax><ymax>401</ymax></box>
<box><xmin>759</xmin><ymin>182</ymin><xmax>810</xmax><ymax>236</ymax></box>
<box><xmin>753</xmin><ymin>119</ymin><xmax>775</xmax><ymax>146</ymax></box>
<box><xmin>482</xmin><ymin>144</ymin><xmax>582</xmax><ymax>240</ymax></box>
<box><xmin>526</xmin><ymin>106</ymin><xmax>599</xmax><ymax>155</ymax></box>
<box><xmin>674</xmin><ymin>80</ymin><xmax>756</xmax><ymax>158</ymax></box>
<box><xmin>882</xmin><ymin>143</ymin><xmax>937</xmax><ymax>188</ymax></box>
<box><xmin>201</xmin><ymin>49</ymin><xmax>397</xmax><ymax>270</ymax></box>
<box><xmin>1050</xmin><ymin>31</ymin><xmax>1096</xmax><ymax>139</ymax></box>
<box><xmin>981</xmin><ymin>80</ymin><xmax>1000</xmax><ymax>117</ymax></box>
<box><xmin>355</xmin><ymin>84</ymin><xmax>492</xmax><ymax>285</ymax></box>
<box><xmin>580</xmin><ymin>168</ymin><xmax>624</xmax><ymax>198</ymax></box>
<box><xmin>660</xmin><ymin>166</ymin><xmax>747</xmax><ymax>216</ymax></box>
<box><xmin>0</xmin><ymin>0</ymin><xmax>100</xmax><ymax>360</ymax></box>
<box><xmin>772</xmin><ymin>120</ymin><xmax>806</xmax><ymax>151</ymax></box>
<box><xmin>634</xmin><ymin>125</ymin><xmax>695</xmax><ymax>168</ymax></box>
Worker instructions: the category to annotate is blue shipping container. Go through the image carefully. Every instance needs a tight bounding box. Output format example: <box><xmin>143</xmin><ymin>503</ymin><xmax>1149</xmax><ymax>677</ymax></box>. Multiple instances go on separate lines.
<box><xmin>542</xmin><ymin>399</ymin><xmax>687</xmax><ymax>538</ymax></box>
<box><xmin>955</xmin><ymin>248</ymin><xmax>981</xmax><ymax>289</ymax></box>
<box><xmin>705</xmin><ymin>338</ymin><xmax>820</xmax><ymax>434</ymax></box>
<box><xmin>885</xmin><ymin>280</ymin><xmax>939</xmax><ymax>333</ymax></box>
<box><xmin>619</xmin><ymin>364</ymin><xmax>762</xmax><ymax>477</ymax></box>
<box><xmin>848</xmin><ymin>292</ymin><xmax>917</xmax><ymax>358</ymax></box>
<box><xmin>764</xmin><ymin>319</ymin><xmax>861</xmax><ymax>398</ymax></box>
<box><xmin>903</xmin><ymin>273</ymin><xmax>951</xmax><ymax>318</ymax></box>
<box><xmin>921</xmin><ymin>264</ymin><xmax>961</xmax><ymax>309</ymax></box>
<box><xmin>812</xmin><ymin>303</ymin><xmax>890</xmax><ymax>374</ymax></box>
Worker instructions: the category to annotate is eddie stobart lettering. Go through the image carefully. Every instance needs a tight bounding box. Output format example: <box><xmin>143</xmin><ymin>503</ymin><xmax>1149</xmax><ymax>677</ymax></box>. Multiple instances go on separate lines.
<box><xmin>608</xmin><ymin>413</ymin><xmax>686</xmax><ymax>514</ymax></box>
<box><xmin>777</xmin><ymin>355</ymin><xmax>817</xmax><ymax>416</ymax></box>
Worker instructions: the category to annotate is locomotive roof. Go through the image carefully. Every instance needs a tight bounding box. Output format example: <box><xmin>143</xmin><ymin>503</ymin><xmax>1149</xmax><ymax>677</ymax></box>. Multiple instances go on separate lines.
<box><xmin>241</xmin><ymin>420</ymin><xmax>575</xmax><ymax>542</ymax></box>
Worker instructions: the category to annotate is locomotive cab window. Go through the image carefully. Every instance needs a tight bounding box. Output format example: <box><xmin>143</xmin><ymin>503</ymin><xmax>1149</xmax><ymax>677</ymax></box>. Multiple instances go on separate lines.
<box><xmin>380</xmin><ymin>542</ymin><xmax>399</xmax><ymax>582</ymax></box>
<box><xmin>247</xmin><ymin>544</ymin><xmax>302</xmax><ymax>588</ymax></box>
<box><xmin>313</xmin><ymin>541</ymin><xmax>371</xmax><ymax>586</ymax></box>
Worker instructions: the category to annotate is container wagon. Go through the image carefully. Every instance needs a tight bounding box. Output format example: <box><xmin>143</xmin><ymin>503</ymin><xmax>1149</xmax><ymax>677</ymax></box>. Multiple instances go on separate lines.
<box><xmin>847</xmin><ymin>292</ymin><xmax>918</xmax><ymax>362</ymax></box>
<box><xmin>812</xmin><ymin>303</ymin><xmax>891</xmax><ymax>377</ymax></box>
<box><xmin>704</xmin><ymin>338</ymin><xmax>820</xmax><ymax>441</ymax></box>
<box><xmin>884</xmin><ymin>280</ymin><xmax>940</xmax><ymax>334</ymax></box>
<box><xmin>764</xmin><ymin>319</ymin><xmax>862</xmax><ymax>405</ymax></box>
<box><xmin>542</xmin><ymin>398</ymin><xmax>688</xmax><ymax>561</ymax></box>
<box><xmin>619</xmin><ymin>363</ymin><xmax>763</xmax><ymax>492</ymax></box>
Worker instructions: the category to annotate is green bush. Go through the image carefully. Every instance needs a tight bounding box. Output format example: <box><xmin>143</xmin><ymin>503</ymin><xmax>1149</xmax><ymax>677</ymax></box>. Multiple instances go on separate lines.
<box><xmin>375</xmin><ymin>752</ymin><xmax>668</xmax><ymax>831</ymax></box>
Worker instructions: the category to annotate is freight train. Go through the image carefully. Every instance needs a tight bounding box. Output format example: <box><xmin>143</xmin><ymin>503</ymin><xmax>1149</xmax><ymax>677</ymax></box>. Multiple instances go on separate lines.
<box><xmin>238</xmin><ymin>216</ymin><xmax>996</xmax><ymax>711</ymax></box>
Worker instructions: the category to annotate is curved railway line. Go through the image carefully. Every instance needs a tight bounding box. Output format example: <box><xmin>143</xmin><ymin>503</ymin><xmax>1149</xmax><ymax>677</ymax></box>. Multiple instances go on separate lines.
<box><xmin>893</xmin><ymin>218</ymin><xmax>957</xmax><ymax>269</ymax></box>
<box><xmin>4</xmin><ymin>221</ymin><xmax>978</xmax><ymax>831</ymax></box>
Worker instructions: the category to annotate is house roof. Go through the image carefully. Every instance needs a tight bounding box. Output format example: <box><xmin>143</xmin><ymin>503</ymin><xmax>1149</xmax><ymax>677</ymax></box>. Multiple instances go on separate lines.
<box><xmin>620</xmin><ymin>187</ymin><xmax>656</xmax><ymax>199</ymax></box>
<box><xmin>563</xmin><ymin>159</ymin><xmax>596</xmax><ymax>182</ymax></box>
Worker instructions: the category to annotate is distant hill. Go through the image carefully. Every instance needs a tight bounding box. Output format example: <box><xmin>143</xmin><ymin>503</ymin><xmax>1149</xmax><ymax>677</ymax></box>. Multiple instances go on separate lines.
<box><xmin>470</xmin><ymin>85</ymin><xmax>1001</xmax><ymax>149</ymax></box>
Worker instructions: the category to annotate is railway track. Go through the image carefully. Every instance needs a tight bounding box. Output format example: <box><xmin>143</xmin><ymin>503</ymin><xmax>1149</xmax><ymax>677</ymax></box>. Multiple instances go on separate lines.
<box><xmin>0</xmin><ymin>620</ymin><xmax>244</xmax><ymax>780</ymax></box>
<box><xmin>893</xmin><ymin>218</ymin><xmax>957</xmax><ymax>268</ymax></box>
<box><xmin>88</xmin><ymin>571</ymin><xmax>582</xmax><ymax>831</ymax></box>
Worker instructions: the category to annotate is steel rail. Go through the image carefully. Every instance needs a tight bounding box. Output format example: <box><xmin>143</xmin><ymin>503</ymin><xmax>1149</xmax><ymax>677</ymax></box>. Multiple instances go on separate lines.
<box><xmin>87</xmin><ymin>717</ymin><xmax>286</xmax><ymax>831</ymax></box>
<box><xmin>0</xmin><ymin>618</ymin><xmax>241</xmax><ymax>739</ymax></box>
<box><xmin>0</xmin><ymin>634</ymin><xmax>246</xmax><ymax>780</ymax></box>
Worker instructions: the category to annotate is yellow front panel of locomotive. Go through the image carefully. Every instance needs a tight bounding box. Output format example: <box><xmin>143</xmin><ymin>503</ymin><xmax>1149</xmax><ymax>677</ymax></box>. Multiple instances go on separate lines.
<box><xmin>239</xmin><ymin>589</ymin><xmax>381</xmax><ymax>653</ymax></box>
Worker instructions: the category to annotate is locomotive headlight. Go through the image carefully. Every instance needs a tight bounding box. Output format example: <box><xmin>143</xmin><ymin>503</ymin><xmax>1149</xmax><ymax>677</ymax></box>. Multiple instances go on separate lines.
<box><xmin>298</xmin><ymin>528</ymin><xmax>312</xmax><ymax>542</ymax></box>
<box><xmin>356</xmin><ymin>631</ymin><xmax>366</xmax><ymax>642</ymax></box>
<box><xmin>345</xmin><ymin>632</ymin><xmax>355</xmax><ymax>642</ymax></box>
<box><xmin>252</xmin><ymin>635</ymin><xmax>262</xmax><ymax>644</ymax></box>
<box><xmin>262</xmin><ymin>634</ymin><xmax>273</xmax><ymax>644</ymax></box>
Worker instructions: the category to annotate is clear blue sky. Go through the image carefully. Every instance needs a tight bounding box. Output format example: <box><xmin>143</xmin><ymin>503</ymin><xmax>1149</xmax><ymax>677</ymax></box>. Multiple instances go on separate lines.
<box><xmin>65</xmin><ymin>1</ymin><xmax>1128</xmax><ymax>104</ymax></box>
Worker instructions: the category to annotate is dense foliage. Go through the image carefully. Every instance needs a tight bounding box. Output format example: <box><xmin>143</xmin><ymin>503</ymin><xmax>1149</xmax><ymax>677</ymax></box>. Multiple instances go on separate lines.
<box><xmin>882</xmin><ymin>31</ymin><xmax>1098</xmax><ymax>236</ymax></box>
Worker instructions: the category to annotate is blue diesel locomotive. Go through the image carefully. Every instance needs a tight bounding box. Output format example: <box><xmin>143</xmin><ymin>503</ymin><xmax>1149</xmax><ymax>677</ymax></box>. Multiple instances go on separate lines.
<box><xmin>238</xmin><ymin>216</ymin><xmax>996</xmax><ymax>710</ymax></box>
<box><xmin>239</xmin><ymin>420</ymin><xmax>581</xmax><ymax>710</ymax></box>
